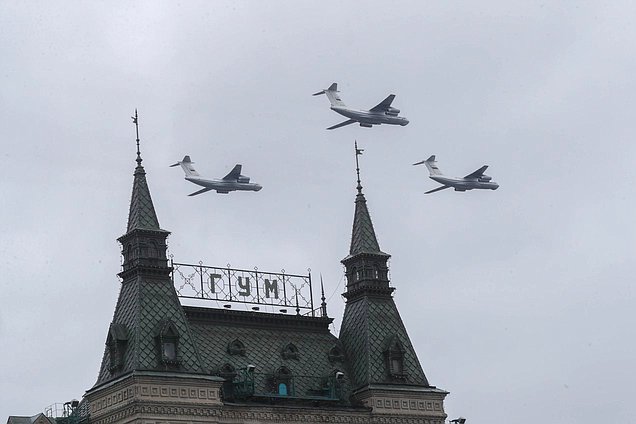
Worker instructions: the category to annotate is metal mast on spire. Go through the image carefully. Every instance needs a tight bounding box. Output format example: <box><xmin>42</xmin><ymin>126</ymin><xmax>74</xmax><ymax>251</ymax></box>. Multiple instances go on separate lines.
<box><xmin>355</xmin><ymin>140</ymin><xmax>364</xmax><ymax>194</ymax></box>
<box><xmin>320</xmin><ymin>274</ymin><xmax>328</xmax><ymax>318</ymax></box>
<box><xmin>131</xmin><ymin>109</ymin><xmax>142</xmax><ymax>166</ymax></box>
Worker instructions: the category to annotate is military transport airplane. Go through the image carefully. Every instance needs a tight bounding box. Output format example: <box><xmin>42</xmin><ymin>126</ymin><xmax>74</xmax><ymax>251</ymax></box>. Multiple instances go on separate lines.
<box><xmin>413</xmin><ymin>155</ymin><xmax>499</xmax><ymax>194</ymax></box>
<box><xmin>170</xmin><ymin>156</ymin><xmax>262</xmax><ymax>196</ymax></box>
<box><xmin>312</xmin><ymin>83</ymin><xmax>409</xmax><ymax>130</ymax></box>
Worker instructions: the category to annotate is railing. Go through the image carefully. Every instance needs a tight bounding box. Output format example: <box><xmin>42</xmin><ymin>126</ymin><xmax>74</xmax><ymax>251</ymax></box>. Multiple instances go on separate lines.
<box><xmin>228</xmin><ymin>370</ymin><xmax>343</xmax><ymax>401</ymax></box>
<box><xmin>44</xmin><ymin>402</ymin><xmax>80</xmax><ymax>424</ymax></box>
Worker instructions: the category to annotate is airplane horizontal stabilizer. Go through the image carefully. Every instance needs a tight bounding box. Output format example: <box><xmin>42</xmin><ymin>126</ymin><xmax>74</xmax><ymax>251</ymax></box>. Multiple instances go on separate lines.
<box><xmin>188</xmin><ymin>187</ymin><xmax>214</xmax><ymax>196</ymax></box>
<box><xmin>312</xmin><ymin>83</ymin><xmax>338</xmax><ymax>96</ymax></box>
<box><xmin>413</xmin><ymin>155</ymin><xmax>436</xmax><ymax>166</ymax></box>
<box><xmin>327</xmin><ymin>119</ymin><xmax>356</xmax><ymax>130</ymax></box>
<box><xmin>425</xmin><ymin>185</ymin><xmax>451</xmax><ymax>195</ymax></box>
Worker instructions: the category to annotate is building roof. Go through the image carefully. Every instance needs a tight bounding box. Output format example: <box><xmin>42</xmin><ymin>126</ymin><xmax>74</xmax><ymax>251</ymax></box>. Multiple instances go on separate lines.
<box><xmin>7</xmin><ymin>414</ymin><xmax>56</xmax><ymax>424</ymax></box>
<box><xmin>185</xmin><ymin>307</ymin><xmax>353</xmax><ymax>402</ymax></box>
<box><xmin>93</xmin><ymin>155</ymin><xmax>202</xmax><ymax>389</ymax></box>
<box><xmin>126</xmin><ymin>162</ymin><xmax>164</xmax><ymax>233</ymax></box>
<box><xmin>346</xmin><ymin>191</ymin><xmax>389</xmax><ymax>259</ymax></box>
<box><xmin>339</xmin><ymin>295</ymin><xmax>429</xmax><ymax>390</ymax></box>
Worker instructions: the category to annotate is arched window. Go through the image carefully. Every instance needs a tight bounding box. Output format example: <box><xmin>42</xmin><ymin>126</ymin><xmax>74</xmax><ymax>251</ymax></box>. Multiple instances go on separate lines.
<box><xmin>278</xmin><ymin>382</ymin><xmax>288</xmax><ymax>395</ymax></box>
<box><xmin>149</xmin><ymin>241</ymin><xmax>159</xmax><ymax>258</ymax></box>
<box><xmin>274</xmin><ymin>366</ymin><xmax>293</xmax><ymax>396</ymax></box>
<box><xmin>107</xmin><ymin>323</ymin><xmax>128</xmax><ymax>373</ymax></box>
<box><xmin>219</xmin><ymin>363</ymin><xmax>237</xmax><ymax>380</ymax></box>
<box><xmin>384</xmin><ymin>336</ymin><xmax>407</xmax><ymax>381</ymax></box>
<box><xmin>228</xmin><ymin>339</ymin><xmax>246</xmax><ymax>356</ymax></box>
<box><xmin>154</xmin><ymin>320</ymin><xmax>180</xmax><ymax>368</ymax></box>
<box><xmin>126</xmin><ymin>244</ymin><xmax>133</xmax><ymax>262</ymax></box>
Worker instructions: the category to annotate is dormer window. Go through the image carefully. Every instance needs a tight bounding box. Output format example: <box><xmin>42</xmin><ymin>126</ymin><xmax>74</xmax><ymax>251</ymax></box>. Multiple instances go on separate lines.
<box><xmin>219</xmin><ymin>363</ymin><xmax>237</xmax><ymax>380</ymax></box>
<box><xmin>107</xmin><ymin>323</ymin><xmax>128</xmax><ymax>373</ymax></box>
<box><xmin>228</xmin><ymin>339</ymin><xmax>246</xmax><ymax>356</ymax></box>
<box><xmin>281</xmin><ymin>343</ymin><xmax>299</xmax><ymax>360</ymax></box>
<box><xmin>384</xmin><ymin>335</ymin><xmax>407</xmax><ymax>381</ymax></box>
<box><xmin>273</xmin><ymin>366</ymin><xmax>293</xmax><ymax>396</ymax></box>
<box><xmin>328</xmin><ymin>345</ymin><xmax>345</xmax><ymax>363</ymax></box>
<box><xmin>155</xmin><ymin>320</ymin><xmax>180</xmax><ymax>368</ymax></box>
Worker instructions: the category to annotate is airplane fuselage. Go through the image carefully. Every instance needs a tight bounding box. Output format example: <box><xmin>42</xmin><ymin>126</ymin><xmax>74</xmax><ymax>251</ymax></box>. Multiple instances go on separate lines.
<box><xmin>430</xmin><ymin>175</ymin><xmax>499</xmax><ymax>191</ymax></box>
<box><xmin>186</xmin><ymin>176</ymin><xmax>263</xmax><ymax>193</ymax></box>
<box><xmin>331</xmin><ymin>106</ymin><xmax>409</xmax><ymax>127</ymax></box>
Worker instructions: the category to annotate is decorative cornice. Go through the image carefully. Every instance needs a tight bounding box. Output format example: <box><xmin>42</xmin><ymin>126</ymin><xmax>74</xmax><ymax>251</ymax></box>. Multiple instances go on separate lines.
<box><xmin>342</xmin><ymin>285</ymin><xmax>395</xmax><ymax>300</ymax></box>
<box><xmin>183</xmin><ymin>306</ymin><xmax>333</xmax><ymax>332</ymax></box>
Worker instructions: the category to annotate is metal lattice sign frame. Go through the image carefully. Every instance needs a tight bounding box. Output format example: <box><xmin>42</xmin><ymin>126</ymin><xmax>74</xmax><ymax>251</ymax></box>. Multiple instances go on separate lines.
<box><xmin>171</xmin><ymin>261</ymin><xmax>314</xmax><ymax>314</ymax></box>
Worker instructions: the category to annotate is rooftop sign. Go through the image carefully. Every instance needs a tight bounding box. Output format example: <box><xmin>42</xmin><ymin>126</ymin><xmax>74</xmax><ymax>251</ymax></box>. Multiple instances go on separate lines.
<box><xmin>171</xmin><ymin>261</ymin><xmax>314</xmax><ymax>315</ymax></box>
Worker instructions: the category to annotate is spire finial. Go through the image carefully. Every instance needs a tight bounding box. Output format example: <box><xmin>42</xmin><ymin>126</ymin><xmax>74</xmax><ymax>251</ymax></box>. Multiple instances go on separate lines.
<box><xmin>320</xmin><ymin>274</ymin><xmax>327</xmax><ymax>318</ymax></box>
<box><xmin>295</xmin><ymin>289</ymin><xmax>301</xmax><ymax>316</ymax></box>
<box><xmin>355</xmin><ymin>140</ymin><xmax>364</xmax><ymax>194</ymax></box>
<box><xmin>132</xmin><ymin>109</ymin><xmax>142</xmax><ymax>166</ymax></box>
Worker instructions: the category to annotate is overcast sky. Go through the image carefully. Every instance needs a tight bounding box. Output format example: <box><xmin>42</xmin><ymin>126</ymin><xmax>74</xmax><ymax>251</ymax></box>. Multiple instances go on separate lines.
<box><xmin>1</xmin><ymin>1</ymin><xmax>635</xmax><ymax>423</ymax></box>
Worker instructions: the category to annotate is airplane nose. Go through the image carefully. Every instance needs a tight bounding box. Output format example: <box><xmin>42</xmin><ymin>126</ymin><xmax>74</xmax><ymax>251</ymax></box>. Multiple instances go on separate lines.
<box><xmin>255</xmin><ymin>185</ymin><xmax>263</xmax><ymax>191</ymax></box>
<box><xmin>401</xmin><ymin>119</ymin><xmax>409</xmax><ymax>126</ymax></box>
<box><xmin>492</xmin><ymin>183</ymin><xmax>499</xmax><ymax>190</ymax></box>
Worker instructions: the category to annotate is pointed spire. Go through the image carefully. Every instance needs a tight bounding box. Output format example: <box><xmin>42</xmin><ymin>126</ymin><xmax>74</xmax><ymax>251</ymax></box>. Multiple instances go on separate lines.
<box><xmin>126</xmin><ymin>110</ymin><xmax>162</xmax><ymax>233</ymax></box>
<box><xmin>320</xmin><ymin>275</ymin><xmax>328</xmax><ymax>318</ymax></box>
<box><xmin>348</xmin><ymin>142</ymin><xmax>387</xmax><ymax>257</ymax></box>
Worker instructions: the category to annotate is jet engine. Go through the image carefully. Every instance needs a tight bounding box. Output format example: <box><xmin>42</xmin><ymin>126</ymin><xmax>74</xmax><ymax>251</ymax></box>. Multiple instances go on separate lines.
<box><xmin>385</xmin><ymin>107</ymin><xmax>400</xmax><ymax>116</ymax></box>
<box><xmin>478</xmin><ymin>175</ymin><xmax>492</xmax><ymax>182</ymax></box>
<box><xmin>237</xmin><ymin>176</ymin><xmax>250</xmax><ymax>183</ymax></box>
<box><xmin>359</xmin><ymin>122</ymin><xmax>373</xmax><ymax>128</ymax></box>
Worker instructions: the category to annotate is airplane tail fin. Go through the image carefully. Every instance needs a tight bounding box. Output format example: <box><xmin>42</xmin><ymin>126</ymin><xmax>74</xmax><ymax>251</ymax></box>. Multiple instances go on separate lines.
<box><xmin>413</xmin><ymin>155</ymin><xmax>442</xmax><ymax>176</ymax></box>
<box><xmin>312</xmin><ymin>82</ymin><xmax>346</xmax><ymax>107</ymax></box>
<box><xmin>170</xmin><ymin>155</ymin><xmax>200</xmax><ymax>177</ymax></box>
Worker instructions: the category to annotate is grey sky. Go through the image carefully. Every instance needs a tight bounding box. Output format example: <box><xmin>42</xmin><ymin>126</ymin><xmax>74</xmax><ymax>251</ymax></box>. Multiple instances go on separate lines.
<box><xmin>1</xmin><ymin>1</ymin><xmax>634</xmax><ymax>422</ymax></box>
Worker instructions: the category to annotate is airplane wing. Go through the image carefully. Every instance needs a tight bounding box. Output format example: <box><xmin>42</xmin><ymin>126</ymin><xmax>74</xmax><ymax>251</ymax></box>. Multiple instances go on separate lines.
<box><xmin>425</xmin><ymin>185</ymin><xmax>451</xmax><ymax>195</ymax></box>
<box><xmin>188</xmin><ymin>187</ymin><xmax>214</xmax><ymax>196</ymax></box>
<box><xmin>369</xmin><ymin>94</ymin><xmax>395</xmax><ymax>112</ymax></box>
<box><xmin>222</xmin><ymin>164</ymin><xmax>242</xmax><ymax>180</ymax></box>
<box><xmin>327</xmin><ymin>119</ymin><xmax>356</xmax><ymax>130</ymax></box>
<box><xmin>463</xmin><ymin>165</ymin><xmax>489</xmax><ymax>179</ymax></box>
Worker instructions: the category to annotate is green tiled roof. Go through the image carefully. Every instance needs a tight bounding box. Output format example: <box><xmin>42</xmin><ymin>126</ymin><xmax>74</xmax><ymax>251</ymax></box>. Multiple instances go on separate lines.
<box><xmin>93</xmin><ymin>159</ymin><xmax>202</xmax><ymax>389</ymax></box>
<box><xmin>186</xmin><ymin>308</ymin><xmax>353</xmax><ymax>401</ymax></box>
<box><xmin>126</xmin><ymin>164</ymin><xmax>162</xmax><ymax>232</ymax></box>
<box><xmin>94</xmin><ymin>276</ymin><xmax>205</xmax><ymax>387</ymax></box>
<box><xmin>340</xmin><ymin>295</ymin><xmax>429</xmax><ymax>389</ymax></box>
<box><xmin>339</xmin><ymin>186</ymin><xmax>431</xmax><ymax>392</ymax></box>
<box><xmin>348</xmin><ymin>192</ymin><xmax>388</xmax><ymax>257</ymax></box>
